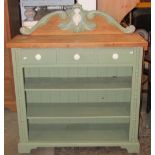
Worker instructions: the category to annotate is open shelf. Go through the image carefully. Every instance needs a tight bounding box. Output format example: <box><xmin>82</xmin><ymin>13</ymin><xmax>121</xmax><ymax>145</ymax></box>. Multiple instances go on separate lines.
<box><xmin>23</xmin><ymin>67</ymin><xmax>133</xmax><ymax>147</ymax></box>
<box><xmin>28</xmin><ymin>123</ymin><xmax>129</xmax><ymax>142</ymax></box>
<box><xmin>24</xmin><ymin>77</ymin><xmax>132</xmax><ymax>90</ymax></box>
<box><xmin>27</xmin><ymin>102</ymin><xmax>130</xmax><ymax>118</ymax></box>
<box><xmin>27</xmin><ymin>102</ymin><xmax>130</xmax><ymax>123</ymax></box>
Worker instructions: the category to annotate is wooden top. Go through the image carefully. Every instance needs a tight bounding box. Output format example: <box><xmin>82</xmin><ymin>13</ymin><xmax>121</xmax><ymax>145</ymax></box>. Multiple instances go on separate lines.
<box><xmin>7</xmin><ymin>34</ymin><xmax>148</xmax><ymax>50</ymax></box>
<box><xmin>6</xmin><ymin>3</ymin><xmax>148</xmax><ymax>50</ymax></box>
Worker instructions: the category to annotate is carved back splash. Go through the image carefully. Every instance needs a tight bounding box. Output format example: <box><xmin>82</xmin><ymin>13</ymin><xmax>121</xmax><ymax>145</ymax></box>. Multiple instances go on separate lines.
<box><xmin>20</xmin><ymin>3</ymin><xmax>135</xmax><ymax>36</ymax></box>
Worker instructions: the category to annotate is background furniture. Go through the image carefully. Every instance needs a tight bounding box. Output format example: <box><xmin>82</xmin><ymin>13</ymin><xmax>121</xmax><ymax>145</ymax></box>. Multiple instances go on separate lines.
<box><xmin>4</xmin><ymin>0</ymin><xmax>21</xmax><ymax>111</ymax></box>
<box><xmin>20</xmin><ymin>0</ymin><xmax>75</xmax><ymax>22</ymax></box>
<box><xmin>97</xmin><ymin>0</ymin><xmax>140</xmax><ymax>23</ymax></box>
<box><xmin>7</xmin><ymin>4</ymin><xmax>147</xmax><ymax>153</ymax></box>
<box><xmin>132</xmin><ymin>6</ymin><xmax>151</xmax><ymax>113</ymax></box>
<box><xmin>77</xmin><ymin>0</ymin><xmax>96</xmax><ymax>10</ymax></box>
<box><xmin>132</xmin><ymin>8</ymin><xmax>151</xmax><ymax>31</ymax></box>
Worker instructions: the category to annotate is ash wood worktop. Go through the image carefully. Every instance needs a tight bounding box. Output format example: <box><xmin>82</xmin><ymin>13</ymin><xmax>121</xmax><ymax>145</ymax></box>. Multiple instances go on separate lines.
<box><xmin>7</xmin><ymin>34</ymin><xmax>147</xmax><ymax>50</ymax></box>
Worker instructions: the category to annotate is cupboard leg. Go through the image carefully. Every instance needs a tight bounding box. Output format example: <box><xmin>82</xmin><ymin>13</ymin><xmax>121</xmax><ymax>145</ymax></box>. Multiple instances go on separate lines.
<box><xmin>121</xmin><ymin>143</ymin><xmax>140</xmax><ymax>154</ymax></box>
<box><xmin>18</xmin><ymin>143</ymin><xmax>36</xmax><ymax>154</ymax></box>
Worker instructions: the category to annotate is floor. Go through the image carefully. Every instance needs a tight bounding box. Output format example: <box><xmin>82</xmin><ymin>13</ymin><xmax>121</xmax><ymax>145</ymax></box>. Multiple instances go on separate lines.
<box><xmin>4</xmin><ymin>94</ymin><xmax>150</xmax><ymax>155</ymax></box>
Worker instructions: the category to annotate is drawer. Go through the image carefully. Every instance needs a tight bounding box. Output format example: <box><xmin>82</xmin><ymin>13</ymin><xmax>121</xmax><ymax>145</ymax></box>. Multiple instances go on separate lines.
<box><xmin>57</xmin><ymin>48</ymin><xmax>135</xmax><ymax>64</ymax></box>
<box><xmin>19</xmin><ymin>48</ymin><xmax>135</xmax><ymax>65</ymax></box>
<box><xmin>20</xmin><ymin>48</ymin><xmax>56</xmax><ymax>65</ymax></box>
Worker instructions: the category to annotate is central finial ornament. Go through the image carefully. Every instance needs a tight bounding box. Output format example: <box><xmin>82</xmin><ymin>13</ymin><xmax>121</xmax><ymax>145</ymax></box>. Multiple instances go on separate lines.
<box><xmin>72</xmin><ymin>8</ymin><xmax>81</xmax><ymax>26</ymax></box>
<box><xmin>58</xmin><ymin>3</ymin><xmax>96</xmax><ymax>32</ymax></box>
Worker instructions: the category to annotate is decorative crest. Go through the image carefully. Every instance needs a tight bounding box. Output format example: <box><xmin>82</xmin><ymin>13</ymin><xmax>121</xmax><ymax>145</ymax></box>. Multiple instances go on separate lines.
<box><xmin>20</xmin><ymin>3</ymin><xmax>135</xmax><ymax>35</ymax></box>
<box><xmin>58</xmin><ymin>3</ymin><xmax>96</xmax><ymax>32</ymax></box>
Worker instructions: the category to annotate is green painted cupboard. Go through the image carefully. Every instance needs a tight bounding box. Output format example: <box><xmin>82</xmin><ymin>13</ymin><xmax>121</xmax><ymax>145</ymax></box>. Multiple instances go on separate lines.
<box><xmin>7</xmin><ymin>4</ymin><xmax>147</xmax><ymax>154</ymax></box>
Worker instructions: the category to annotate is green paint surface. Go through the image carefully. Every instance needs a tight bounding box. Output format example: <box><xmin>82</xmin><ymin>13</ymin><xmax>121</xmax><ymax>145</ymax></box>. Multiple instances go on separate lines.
<box><xmin>12</xmin><ymin>47</ymin><xmax>143</xmax><ymax>153</ymax></box>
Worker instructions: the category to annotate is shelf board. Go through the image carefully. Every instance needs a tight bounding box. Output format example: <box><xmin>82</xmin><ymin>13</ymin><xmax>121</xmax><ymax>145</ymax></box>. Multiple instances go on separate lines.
<box><xmin>28</xmin><ymin>117</ymin><xmax>130</xmax><ymax>124</ymax></box>
<box><xmin>27</xmin><ymin>102</ymin><xmax>130</xmax><ymax>118</ymax></box>
<box><xmin>24</xmin><ymin>77</ymin><xmax>132</xmax><ymax>90</ymax></box>
<box><xmin>29</xmin><ymin>123</ymin><xmax>129</xmax><ymax>142</ymax></box>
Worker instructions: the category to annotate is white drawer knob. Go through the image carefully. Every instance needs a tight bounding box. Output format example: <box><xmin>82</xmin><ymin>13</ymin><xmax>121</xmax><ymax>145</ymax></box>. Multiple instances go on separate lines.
<box><xmin>35</xmin><ymin>54</ymin><xmax>42</xmax><ymax>60</ymax></box>
<box><xmin>74</xmin><ymin>54</ymin><xmax>80</xmax><ymax>61</ymax></box>
<box><xmin>23</xmin><ymin>56</ymin><xmax>28</xmax><ymax>60</ymax></box>
<box><xmin>112</xmin><ymin>53</ymin><xmax>119</xmax><ymax>60</ymax></box>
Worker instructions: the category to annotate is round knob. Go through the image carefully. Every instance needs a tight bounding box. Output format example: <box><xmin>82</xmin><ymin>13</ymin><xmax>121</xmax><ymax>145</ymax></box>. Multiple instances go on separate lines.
<box><xmin>74</xmin><ymin>54</ymin><xmax>80</xmax><ymax>61</ymax></box>
<box><xmin>35</xmin><ymin>54</ymin><xmax>42</xmax><ymax>60</ymax></box>
<box><xmin>130</xmin><ymin>51</ymin><xmax>134</xmax><ymax>55</ymax></box>
<box><xmin>23</xmin><ymin>56</ymin><xmax>28</xmax><ymax>60</ymax></box>
<box><xmin>112</xmin><ymin>53</ymin><xmax>119</xmax><ymax>60</ymax></box>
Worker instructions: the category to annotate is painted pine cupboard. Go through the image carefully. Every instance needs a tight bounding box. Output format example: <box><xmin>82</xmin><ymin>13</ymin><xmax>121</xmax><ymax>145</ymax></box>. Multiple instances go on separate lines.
<box><xmin>7</xmin><ymin>3</ymin><xmax>147</xmax><ymax>154</ymax></box>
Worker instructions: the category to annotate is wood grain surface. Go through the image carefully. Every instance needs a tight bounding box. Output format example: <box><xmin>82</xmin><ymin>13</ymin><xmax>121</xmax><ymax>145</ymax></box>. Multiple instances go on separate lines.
<box><xmin>97</xmin><ymin>0</ymin><xmax>140</xmax><ymax>22</ymax></box>
<box><xmin>31</xmin><ymin>16</ymin><xmax>123</xmax><ymax>36</ymax></box>
<box><xmin>7</xmin><ymin>34</ymin><xmax>148</xmax><ymax>50</ymax></box>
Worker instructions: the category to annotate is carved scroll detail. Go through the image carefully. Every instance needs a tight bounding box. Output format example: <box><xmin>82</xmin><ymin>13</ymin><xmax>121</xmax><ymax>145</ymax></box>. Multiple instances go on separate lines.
<box><xmin>87</xmin><ymin>10</ymin><xmax>135</xmax><ymax>33</ymax></box>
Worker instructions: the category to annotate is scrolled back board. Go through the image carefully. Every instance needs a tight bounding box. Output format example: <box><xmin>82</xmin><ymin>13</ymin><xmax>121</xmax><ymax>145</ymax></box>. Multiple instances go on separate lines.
<box><xmin>30</xmin><ymin>16</ymin><xmax>124</xmax><ymax>36</ymax></box>
<box><xmin>19</xmin><ymin>3</ymin><xmax>136</xmax><ymax>36</ymax></box>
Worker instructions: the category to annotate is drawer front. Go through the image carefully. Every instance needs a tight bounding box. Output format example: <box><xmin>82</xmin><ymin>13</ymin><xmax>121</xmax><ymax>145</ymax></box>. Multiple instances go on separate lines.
<box><xmin>20</xmin><ymin>48</ymin><xmax>135</xmax><ymax>65</ymax></box>
<box><xmin>57</xmin><ymin>48</ymin><xmax>135</xmax><ymax>64</ymax></box>
<box><xmin>26</xmin><ymin>89</ymin><xmax>131</xmax><ymax>103</ymax></box>
<box><xmin>20</xmin><ymin>48</ymin><xmax>56</xmax><ymax>65</ymax></box>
